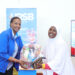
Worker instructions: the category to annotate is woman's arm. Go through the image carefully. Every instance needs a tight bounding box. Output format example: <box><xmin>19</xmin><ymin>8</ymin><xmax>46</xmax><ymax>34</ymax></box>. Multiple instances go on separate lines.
<box><xmin>8</xmin><ymin>56</ymin><xmax>29</xmax><ymax>69</ymax></box>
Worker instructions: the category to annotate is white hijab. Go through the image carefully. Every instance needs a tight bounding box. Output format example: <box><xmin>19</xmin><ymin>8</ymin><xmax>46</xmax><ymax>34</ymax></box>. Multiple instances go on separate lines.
<box><xmin>43</xmin><ymin>25</ymin><xmax>72</xmax><ymax>74</ymax></box>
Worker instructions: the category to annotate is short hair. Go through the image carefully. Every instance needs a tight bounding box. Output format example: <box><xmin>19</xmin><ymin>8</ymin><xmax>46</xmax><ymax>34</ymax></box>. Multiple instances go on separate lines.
<box><xmin>10</xmin><ymin>16</ymin><xmax>21</xmax><ymax>23</ymax></box>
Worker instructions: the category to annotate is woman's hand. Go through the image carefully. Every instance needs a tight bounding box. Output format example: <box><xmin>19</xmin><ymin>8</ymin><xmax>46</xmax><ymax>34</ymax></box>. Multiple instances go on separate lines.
<box><xmin>18</xmin><ymin>60</ymin><xmax>31</xmax><ymax>69</ymax></box>
<box><xmin>8</xmin><ymin>57</ymin><xmax>31</xmax><ymax>69</ymax></box>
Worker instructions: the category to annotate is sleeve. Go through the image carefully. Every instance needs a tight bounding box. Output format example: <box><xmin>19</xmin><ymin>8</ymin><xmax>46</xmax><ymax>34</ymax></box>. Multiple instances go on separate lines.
<box><xmin>47</xmin><ymin>42</ymin><xmax>68</xmax><ymax>74</ymax></box>
<box><xmin>0</xmin><ymin>32</ymin><xmax>10</xmax><ymax>60</ymax></box>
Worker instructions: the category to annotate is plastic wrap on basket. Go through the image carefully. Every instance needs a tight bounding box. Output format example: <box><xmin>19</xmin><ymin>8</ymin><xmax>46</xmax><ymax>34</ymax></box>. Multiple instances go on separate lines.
<box><xmin>19</xmin><ymin>44</ymin><xmax>42</xmax><ymax>70</ymax></box>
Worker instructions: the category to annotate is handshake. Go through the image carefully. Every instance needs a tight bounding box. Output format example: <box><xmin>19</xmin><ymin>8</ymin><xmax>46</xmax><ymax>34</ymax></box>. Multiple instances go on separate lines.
<box><xmin>20</xmin><ymin>57</ymin><xmax>46</xmax><ymax>69</ymax></box>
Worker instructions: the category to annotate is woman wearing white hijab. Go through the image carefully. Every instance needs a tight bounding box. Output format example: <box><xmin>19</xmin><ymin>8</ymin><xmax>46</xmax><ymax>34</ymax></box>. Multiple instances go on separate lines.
<box><xmin>35</xmin><ymin>26</ymin><xmax>75</xmax><ymax>75</ymax></box>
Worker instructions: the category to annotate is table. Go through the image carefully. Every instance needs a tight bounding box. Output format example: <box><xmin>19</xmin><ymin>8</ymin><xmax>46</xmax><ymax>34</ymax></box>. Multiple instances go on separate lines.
<box><xmin>18</xmin><ymin>70</ymin><xmax>36</xmax><ymax>75</ymax></box>
<box><xmin>18</xmin><ymin>70</ymin><xmax>43</xmax><ymax>75</ymax></box>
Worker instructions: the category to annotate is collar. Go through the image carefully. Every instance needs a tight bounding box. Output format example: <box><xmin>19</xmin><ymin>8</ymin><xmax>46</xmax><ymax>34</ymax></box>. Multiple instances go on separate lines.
<box><xmin>11</xmin><ymin>29</ymin><xmax>19</xmax><ymax>39</ymax></box>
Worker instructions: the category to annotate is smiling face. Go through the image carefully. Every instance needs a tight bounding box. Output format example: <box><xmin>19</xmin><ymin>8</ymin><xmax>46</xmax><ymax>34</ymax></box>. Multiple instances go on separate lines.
<box><xmin>48</xmin><ymin>26</ymin><xmax>57</xmax><ymax>38</ymax></box>
<box><xmin>10</xmin><ymin>18</ymin><xmax>21</xmax><ymax>35</ymax></box>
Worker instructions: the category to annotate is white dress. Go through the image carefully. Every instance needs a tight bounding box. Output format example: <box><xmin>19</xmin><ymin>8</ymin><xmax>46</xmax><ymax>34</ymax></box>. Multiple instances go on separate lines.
<box><xmin>42</xmin><ymin>34</ymin><xmax>75</xmax><ymax>75</ymax></box>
